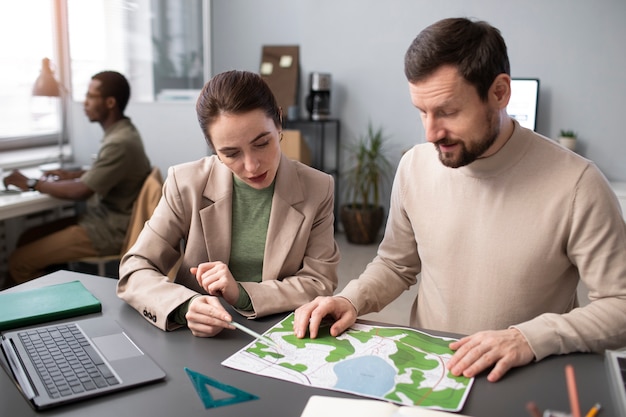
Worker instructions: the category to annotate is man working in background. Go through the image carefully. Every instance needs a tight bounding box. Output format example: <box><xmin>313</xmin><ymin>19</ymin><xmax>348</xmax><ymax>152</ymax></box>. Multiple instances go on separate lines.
<box><xmin>294</xmin><ymin>17</ymin><xmax>626</xmax><ymax>382</ymax></box>
<box><xmin>3</xmin><ymin>71</ymin><xmax>151</xmax><ymax>286</ymax></box>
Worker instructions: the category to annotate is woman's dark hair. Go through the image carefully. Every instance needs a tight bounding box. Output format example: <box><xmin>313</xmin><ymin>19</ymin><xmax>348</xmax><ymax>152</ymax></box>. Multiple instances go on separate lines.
<box><xmin>196</xmin><ymin>70</ymin><xmax>282</xmax><ymax>149</ymax></box>
<box><xmin>404</xmin><ymin>17</ymin><xmax>510</xmax><ymax>101</ymax></box>
<box><xmin>91</xmin><ymin>71</ymin><xmax>131</xmax><ymax>112</ymax></box>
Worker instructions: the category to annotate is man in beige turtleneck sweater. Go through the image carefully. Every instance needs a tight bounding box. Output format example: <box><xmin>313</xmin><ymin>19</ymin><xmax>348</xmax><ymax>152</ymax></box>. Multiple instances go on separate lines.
<box><xmin>294</xmin><ymin>17</ymin><xmax>626</xmax><ymax>383</ymax></box>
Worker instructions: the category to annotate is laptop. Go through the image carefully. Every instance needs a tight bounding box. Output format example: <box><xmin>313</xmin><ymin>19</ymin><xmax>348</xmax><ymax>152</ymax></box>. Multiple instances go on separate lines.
<box><xmin>1</xmin><ymin>316</ymin><xmax>166</xmax><ymax>410</ymax></box>
<box><xmin>606</xmin><ymin>349</ymin><xmax>626</xmax><ymax>416</ymax></box>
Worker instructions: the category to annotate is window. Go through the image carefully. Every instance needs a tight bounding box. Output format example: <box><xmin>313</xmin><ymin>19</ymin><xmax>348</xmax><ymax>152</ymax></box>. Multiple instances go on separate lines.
<box><xmin>0</xmin><ymin>1</ymin><xmax>61</xmax><ymax>156</ymax></box>
<box><xmin>68</xmin><ymin>0</ymin><xmax>206</xmax><ymax>102</ymax></box>
<box><xmin>0</xmin><ymin>0</ymin><xmax>208</xmax><ymax>169</ymax></box>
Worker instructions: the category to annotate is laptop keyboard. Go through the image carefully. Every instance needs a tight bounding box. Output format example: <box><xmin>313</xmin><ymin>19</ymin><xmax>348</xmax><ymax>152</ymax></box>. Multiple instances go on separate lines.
<box><xmin>18</xmin><ymin>323</ymin><xmax>119</xmax><ymax>398</ymax></box>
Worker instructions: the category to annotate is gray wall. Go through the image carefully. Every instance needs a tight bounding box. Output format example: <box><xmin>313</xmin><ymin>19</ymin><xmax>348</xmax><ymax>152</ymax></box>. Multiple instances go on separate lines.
<box><xmin>211</xmin><ymin>0</ymin><xmax>626</xmax><ymax>205</ymax></box>
<box><xmin>70</xmin><ymin>101</ymin><xmax>208</xmax><ymax>179</ymax></box>
<box><xmin>71</xmin><ymin>0</ymin><xmax>626</xmax><ymax>208</ymax></box>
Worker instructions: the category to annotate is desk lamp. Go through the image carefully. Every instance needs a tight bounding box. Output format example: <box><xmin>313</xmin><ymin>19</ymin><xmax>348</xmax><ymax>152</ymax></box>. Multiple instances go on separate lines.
<box><xmin>32</xmin><ymin>57</ymin><xmax>65</xmax><ymax>168</ymax></box>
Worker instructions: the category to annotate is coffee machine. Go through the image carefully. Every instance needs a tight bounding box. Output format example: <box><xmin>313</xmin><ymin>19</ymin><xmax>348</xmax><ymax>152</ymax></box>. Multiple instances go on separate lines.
<box><xmin>306</xmin><ymin>72</ymin><xmax>331</xmax><ymax>120</ymax></box>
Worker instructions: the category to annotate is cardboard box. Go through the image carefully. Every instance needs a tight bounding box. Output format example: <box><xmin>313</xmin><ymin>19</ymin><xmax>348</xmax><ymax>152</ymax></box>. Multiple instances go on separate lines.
<box><xmin>260</xmin><ymin>45</ymin><xmax>300</xmax><ymax>111</ymax></box>
<box><xmin>280</xmin><ymin>129</ymin><xmax>311</xmax><ymax>166</ymax></box>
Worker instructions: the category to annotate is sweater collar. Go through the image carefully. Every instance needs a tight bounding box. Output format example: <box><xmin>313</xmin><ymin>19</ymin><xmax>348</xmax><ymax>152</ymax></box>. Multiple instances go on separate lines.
<box><xmin>458</xmin><ymin>119</ymin><xmax>529</xmax><ymax>178</ymax></box>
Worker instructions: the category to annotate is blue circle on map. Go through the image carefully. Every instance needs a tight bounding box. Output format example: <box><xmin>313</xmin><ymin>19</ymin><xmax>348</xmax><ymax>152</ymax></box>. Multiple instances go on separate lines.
<box><xmin>333</xmin><ymin>356</ymin><xmax>395</xmax><ymax>396</ymax></box>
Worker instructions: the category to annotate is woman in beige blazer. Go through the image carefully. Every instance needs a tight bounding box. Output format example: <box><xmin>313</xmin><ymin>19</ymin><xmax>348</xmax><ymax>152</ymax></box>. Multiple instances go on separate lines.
<box><xmin>117</xmin><ymin>71</ymin><xmax>339</xmax><ymax>337</ymax></box>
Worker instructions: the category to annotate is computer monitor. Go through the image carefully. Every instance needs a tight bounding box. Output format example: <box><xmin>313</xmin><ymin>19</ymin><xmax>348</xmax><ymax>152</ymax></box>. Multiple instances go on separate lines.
<box><xmin>507</xmin><ymin>78</ymin><xmax>540</xmax><ymax>131</ymax></box>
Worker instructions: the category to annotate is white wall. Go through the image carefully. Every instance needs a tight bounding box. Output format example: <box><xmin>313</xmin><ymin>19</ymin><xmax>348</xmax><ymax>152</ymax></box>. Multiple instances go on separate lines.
<box><xmin>210</xmin><ymin>0</ymin><xmax>626</xmax><ymax>208</ymax></box>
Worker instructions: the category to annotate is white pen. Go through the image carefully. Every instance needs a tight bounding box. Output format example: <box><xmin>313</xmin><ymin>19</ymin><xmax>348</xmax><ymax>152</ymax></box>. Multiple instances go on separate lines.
<box><xmin>230</xmin><ymin>320</ymin><xmax>278</xmax><ymax>347</ymax></box>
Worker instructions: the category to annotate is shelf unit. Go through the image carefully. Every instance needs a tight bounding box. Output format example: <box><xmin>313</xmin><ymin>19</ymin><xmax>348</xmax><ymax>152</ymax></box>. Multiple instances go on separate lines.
<box><xmin>284</xmin><ymin>119</ymin><xmax>341</xmax><ymax>225</ymax></box>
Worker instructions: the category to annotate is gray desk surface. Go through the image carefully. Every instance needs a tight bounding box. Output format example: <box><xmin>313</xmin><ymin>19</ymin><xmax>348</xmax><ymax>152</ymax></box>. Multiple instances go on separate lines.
<box><xmin>0</xmin><ymin>271</ymin><xmax>617</xmax><ymax>417</ymax></box>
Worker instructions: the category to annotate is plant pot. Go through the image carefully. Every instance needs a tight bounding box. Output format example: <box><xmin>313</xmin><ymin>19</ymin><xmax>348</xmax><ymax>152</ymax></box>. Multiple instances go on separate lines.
<box><xmin>559</xmin><ymin>137</ymin><xmax>577</xmax><ymax>151</ymax></box>
<box><xmin>340</xmin><ymin>204</ymin><xmax>385</xmax><ymax>244</ymax></box>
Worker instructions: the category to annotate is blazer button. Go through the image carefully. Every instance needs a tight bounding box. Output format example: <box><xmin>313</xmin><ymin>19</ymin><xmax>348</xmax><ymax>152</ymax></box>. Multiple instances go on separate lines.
<box><xmin>152</xmin><ymin>315</ymin><xmax>157</xmax><ymax>323</ymax></box>
<box><xmin>143</xmin><ymin>309</ymin><xmax>148</xmax><ymax>317</ymax></box>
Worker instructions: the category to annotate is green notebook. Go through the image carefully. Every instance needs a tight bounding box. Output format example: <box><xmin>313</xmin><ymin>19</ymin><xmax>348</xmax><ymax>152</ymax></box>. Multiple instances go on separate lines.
<box><xmin>0</xmin><ymin>280</ymin><xmax>102</xmax><ymax>331</ymax></box>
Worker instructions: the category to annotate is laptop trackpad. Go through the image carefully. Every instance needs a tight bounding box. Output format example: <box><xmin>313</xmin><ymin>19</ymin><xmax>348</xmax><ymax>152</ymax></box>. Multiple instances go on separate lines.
<box><xmin>92</xmin><ymin>333</ymin><xmax>143</xmax><ymax>362</ymax></box>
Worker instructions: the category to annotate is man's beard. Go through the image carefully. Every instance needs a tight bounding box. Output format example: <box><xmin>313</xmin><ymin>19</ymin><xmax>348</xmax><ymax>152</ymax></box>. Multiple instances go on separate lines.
<box><xmin>435</xmin><ymin>110</ymin><xmax>500</xmax><ymax>168</ymax></box>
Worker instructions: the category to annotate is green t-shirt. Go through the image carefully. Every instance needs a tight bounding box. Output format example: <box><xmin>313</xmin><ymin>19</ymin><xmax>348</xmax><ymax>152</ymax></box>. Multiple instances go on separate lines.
<box><xmin>173</xmin><ymin>175</ymin><xmax>275</xmax><ymax>325</ymax></box>
<box><xmin>229</xmin><ymin>175</ymin><xmax>274</xmax><ymax>310</ymax></box>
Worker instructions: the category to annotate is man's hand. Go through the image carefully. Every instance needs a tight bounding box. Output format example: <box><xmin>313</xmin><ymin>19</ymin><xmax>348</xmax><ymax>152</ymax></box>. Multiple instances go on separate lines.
<box><xmin>185</xmin><ymin>295</ymin><xmax>233</xmax><ymax>337</ymax></box>
<box><xmin>191</xmin><ymin>262</ymin><xmax>240</xmax><ymax>305</ymax></box>
<box><xmin>41</xmin><ymin>168</ymin><xmax>83</xmax><ymax>181</ymax></box>
<box><xmin>293</xmin><ymin>296</ymin><xmax>357</xmax><ymax>339</ymax></box>
<box><xmin>3</xmin><ymin>170</ymin><xmax>29</xmax><ymax>191</ymax></box>
<box><xmin>447</xmin><ymin>328</ymin><xmax>535</xmax><ymax>382</ymax></box>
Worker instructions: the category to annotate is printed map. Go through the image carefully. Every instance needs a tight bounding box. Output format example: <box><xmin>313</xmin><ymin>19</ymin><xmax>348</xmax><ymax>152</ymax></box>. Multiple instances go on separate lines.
<box><xmin>222</xmin><ymin>314</ymin><xmax>473</xmax><ymax>411</ymax></box>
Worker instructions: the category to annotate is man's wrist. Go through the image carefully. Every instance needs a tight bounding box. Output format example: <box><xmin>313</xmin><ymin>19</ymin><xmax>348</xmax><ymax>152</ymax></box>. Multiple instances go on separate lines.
<box><xmin>26</xmin><ymin>178</ymin><xmax>39</xmax><ymax>190</ymax></box>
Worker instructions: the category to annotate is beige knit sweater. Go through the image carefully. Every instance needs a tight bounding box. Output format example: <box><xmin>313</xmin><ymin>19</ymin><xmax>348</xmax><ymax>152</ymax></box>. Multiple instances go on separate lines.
<box><xmin>339</xmin><ymin>121</ymin><xmax>626</xmax><ymax>361</ymax></box>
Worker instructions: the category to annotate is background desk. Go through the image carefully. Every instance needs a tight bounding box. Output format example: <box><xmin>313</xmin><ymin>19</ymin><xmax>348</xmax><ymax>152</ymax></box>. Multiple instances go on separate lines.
<box><xmin>0</xmin><ymin>191</ymin><xmax>71</xmax><ymax>222</ymax></box>
<box><xmin>0</xmin><ymin>271</ymin><xmax>617</xmax><ymax>417</ymax></box>
<box><xmin>0</xmin><ymin>166</ymin><xmax>74</xmax><ymax>222</ymax></box>
<box><xmin>0</xmin><ymin>192</ymin><xmax>75</xmax><ymax>282</ymax></box>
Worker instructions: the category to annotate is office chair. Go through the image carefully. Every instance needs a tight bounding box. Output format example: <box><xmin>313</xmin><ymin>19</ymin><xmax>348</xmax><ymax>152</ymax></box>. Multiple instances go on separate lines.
<box><xmin>69</xmin><ymin>167</ymin><xmax>163</xmax><ymax>277</ymax></box>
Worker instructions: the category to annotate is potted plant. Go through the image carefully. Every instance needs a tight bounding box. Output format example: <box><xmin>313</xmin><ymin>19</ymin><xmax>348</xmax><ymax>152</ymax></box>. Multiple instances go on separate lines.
<box><xmin>558</xmin><ymin>129</ymin><xmax>577</xmax><ymax>151</ymax></box>
<box><xmin>340</xmin><ymin>122</ymin><xmax>393</xmax><ymax>244</ymax></box>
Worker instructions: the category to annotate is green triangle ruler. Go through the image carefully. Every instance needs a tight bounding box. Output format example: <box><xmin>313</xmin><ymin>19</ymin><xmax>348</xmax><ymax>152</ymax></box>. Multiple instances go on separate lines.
<box><xmin>184</xmin><ymin>367</ymin><xmax>258</xmax><ymax>409</ymax></box>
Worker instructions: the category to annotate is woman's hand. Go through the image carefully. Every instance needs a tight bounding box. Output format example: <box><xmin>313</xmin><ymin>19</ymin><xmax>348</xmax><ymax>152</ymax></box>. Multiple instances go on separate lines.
<box><xmin>185</xmin><ymin>295</ymin><xmax>233</xmax><ymax>337</ymax></box>
<box><xmin>191</xmin><ymin>262</ymin><xmax>240</xmax><ymax>305</ymax></box>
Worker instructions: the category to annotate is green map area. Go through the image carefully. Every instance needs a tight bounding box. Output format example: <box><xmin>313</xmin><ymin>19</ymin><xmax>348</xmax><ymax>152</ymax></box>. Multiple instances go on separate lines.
<box><xmin>222</xmin><ymin>314</ymin><xmax>473</xmax><ymax>411</ymax></box>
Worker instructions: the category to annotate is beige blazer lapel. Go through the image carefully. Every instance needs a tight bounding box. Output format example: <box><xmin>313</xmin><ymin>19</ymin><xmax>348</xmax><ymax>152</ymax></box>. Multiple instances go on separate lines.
<box><xmin>199</xmin><ymin>159</ymin><xmax>233</xmax><ymax>263</ymax></box>
<box><xmin>263</xmin><ymin>155</ymin><xmax>305</xmax><ymax>279</ymax></box>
